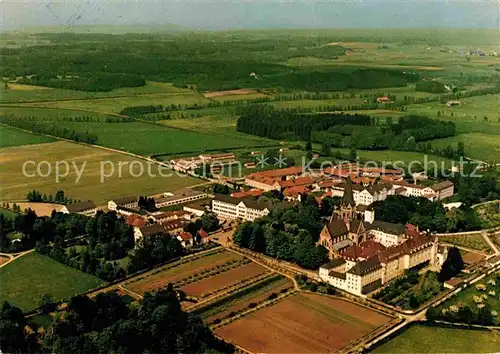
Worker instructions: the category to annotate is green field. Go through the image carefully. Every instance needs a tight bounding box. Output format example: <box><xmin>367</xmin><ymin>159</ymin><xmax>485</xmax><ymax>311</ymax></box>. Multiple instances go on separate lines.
<box><xmin>0</xmin><ymin>208</ymin><xmax>18</xmax><ymax>219</ymax></box>
<box><xmin>0</xmin><ymin>252</ymin><xmax>105</xmax><ymax>311</ymax></box>
<box><xmin>0</xmin><ymin>81</ymin><xmax>194</xmax><ymax>103</ymax></box>
<box><xmin>0</xmin><ymin>141</ymin><xmax>201</xmax><ymax>204</ymax></box>
<box><xmin>430</xmin><ymin>133</ymin><xmax>500</xmax><ymax>163</ymax></box>
<box><xmin>0</xmin><ymin>106</ymin><xmax>273</xmax><ymax>155</ymax></box>
<box><xmin>372</xmin><ymin>325</ymin><xmax>500</xmax><ymax>353</ymax></box>
<box><xmin>27</xmin><ymin>93</ymin><xmax>210</xmax><ymax>115</ymax></box>
<box><xmin>0</xmin><ymin>125</ymin><xmax>55</xmax><ymax>148</ymax></box>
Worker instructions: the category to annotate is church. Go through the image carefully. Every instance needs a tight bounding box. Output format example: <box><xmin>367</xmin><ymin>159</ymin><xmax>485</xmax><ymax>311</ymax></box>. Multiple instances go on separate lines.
<box><xmin>317</xmin><ymin>178</ymin><xmax>439</xmax><ymax>296</ymax></box>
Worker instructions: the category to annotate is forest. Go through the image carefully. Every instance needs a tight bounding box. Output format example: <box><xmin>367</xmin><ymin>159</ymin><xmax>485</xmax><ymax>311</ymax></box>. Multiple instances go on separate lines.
<box><xmin>236</xmin><ymin>105</ymin><xmax>456</xmax><ymax>151</ymax></box>
<box><xmin>0</xmin><ymin>287</ymin><xmax>232</xmax><ymax>353</ymax></box>
<box><xmin>17</xmin><ymin>73</ymin><xmax>145</xmax><ymax>92</ymax></box>
<box><xmin>233</xmin><ymin>194</ymin><xmax>331</xmax><ymax>269</ymax></box>
<box><xmin>0</xmin><ymin>33</ymin><xmax>420</xmax><ymax>92</ymax></box>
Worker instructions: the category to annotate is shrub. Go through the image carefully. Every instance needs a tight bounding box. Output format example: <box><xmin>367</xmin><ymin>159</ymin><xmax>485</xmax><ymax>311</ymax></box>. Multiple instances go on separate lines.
<box><xmin>267</xmin><ymin>292</ymin><xmax>278</xmax><ymax>300</ymax></box>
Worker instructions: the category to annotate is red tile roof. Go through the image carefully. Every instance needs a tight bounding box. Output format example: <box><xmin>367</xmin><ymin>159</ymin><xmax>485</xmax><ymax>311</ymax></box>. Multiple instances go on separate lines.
<box><xmin>199</xmin><ymin>228</ymin><xmax>209</xmax><ymax>238</ymax></box>
<box><xmin>178</xmin><ymin>232</ymin><xmax>193</xmax><ymax>241</ymax></box>
<box><xmin>283</xmin><ymin>185</ymin><xmax>311</xmax><ymax>197</ymax></box>
<box><xmin>246</xmin><ymin>166</ymin><xmax>303</xmax><ymax>180</ymax></box>
<box><xmin>278</xmin><ymin>176</ymin><xmax>314</xmax><ymax>188</ymax></box>
<box><xmin>126</xmin><ymin>214</ymin><xmax>147</xmax><ymax>227</ymax></box>
<box><xmin>231</xmin><ymin>189</ymin><xmax>264</xmax><ymax>198</ymax></box>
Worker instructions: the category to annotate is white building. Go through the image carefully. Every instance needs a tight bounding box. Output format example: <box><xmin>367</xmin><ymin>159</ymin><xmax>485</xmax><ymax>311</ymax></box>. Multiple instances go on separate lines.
<box><xmin>61</xmin><ymin>200</ymin><xmax>97</xmax><ymax>216</ymax></box>
<box><xmin>154</xmin><ymin>189</ymin><xmax>207</xmax><ymax>209</ymax></box>
<box><xmin>319</xmin><ymin>233</ymin><xmax>438</xmax><ymax>296</ymax></box>
<box><xmin>212</xmin><ymin>194</ymin><xmax>269</xmax><ymax>221</ymax></box>
<box><xmin>328</xmin><ymin>183</ymin><xmax>394</xmax><ymax>206</ymax></box>
<box><xmin>108</xmin><ymin>196</ymin><xmax>138</xmax><ymax>211</ymax></box>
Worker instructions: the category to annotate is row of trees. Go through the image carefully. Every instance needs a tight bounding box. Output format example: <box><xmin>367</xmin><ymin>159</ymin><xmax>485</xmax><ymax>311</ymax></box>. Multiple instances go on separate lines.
<box><xmin>0</xmin><ymin>287</ymin><xmax>231</xmax><ymax>353</ymax></box>
<box><xmin>120</xmin><ymin>105</ymin><xmax>163</xmax><ymax>116</ymax></box>
<box><xmin>0</xmin><ymin>116</ymin><xmax>98</xmax><ymax>144</ymax></box>
<box><xmin>27</xmin><ymin>190</ymin><xmax>77</xmax><ymax>205</ymax></box>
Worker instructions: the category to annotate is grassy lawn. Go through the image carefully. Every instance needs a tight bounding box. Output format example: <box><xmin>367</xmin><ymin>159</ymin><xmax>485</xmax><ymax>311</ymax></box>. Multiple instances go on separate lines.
<box><xmin>0</xmin><ymin>252</ymin><xmax>105</xmax><ymax>311</ymax></box>
<box><xmin>373</xmin><ymin>324</ymin><xmax>500</xmax><ymax>353</ymax></box>
<box><xmin>474</xmin><ymin>202</ymin><xmax>500</xmax><ymax>228</ymax></box>
<box><xmin>373</xmin><ymin>271</ymin><xmax>444</xmax><ymax>310</ymax></box>
<box><xmin>430</xmin><ymin>133</ymin><xmax>500</xmax><ymax>163</ymax></box>
<box><xmin>1</xmin><ymin>106</ymin><xmax>274</xmax><ymax>155</ymax></box>
<box><xmin>435</xmin><ymin>272</ymin><xmax>500</xmax><ymax>324</ymax></box>
<box><xmin>438</xmin><ymin>234</ymin><xmax>492</xmax><ymax>253</ymax></box>
<box><xmin>0</xmin><ymin>125</ymin><xmax>55</xmax><ymax>148</ymax></box>
<box><xmin>0</xmin><ymin>208</ymin><xmax>18</xmax><ymax>219</ymax></box>
<box><xmin>0</xmin><ymin>141</ymin><xmax>201</xmax><ymax>204</ymax></box>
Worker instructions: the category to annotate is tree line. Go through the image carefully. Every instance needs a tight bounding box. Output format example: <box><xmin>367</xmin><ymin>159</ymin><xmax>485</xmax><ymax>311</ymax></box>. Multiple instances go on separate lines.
<box><xmin>0</xmin><ymin>116</ymin><xmax>98</xmax><ymax>144</ymax></box>
<box><xmin>236</xmin><ymin>105</ymin><xmax>456</xmax><ymax>152</ymax></box>
<box><xmin>0</xmin><ymin>286</ymin><xmax>232</xmax><ymax>353</ymax></box>
<box><xmin>17</xmin><ymin>72</ymin><xmax>145</xmax><ymax>92</ymax></box>
<box><xmin>27</xmin><ymin>190</ymin><xmax>78</xmax><ymax>205</ymax></box>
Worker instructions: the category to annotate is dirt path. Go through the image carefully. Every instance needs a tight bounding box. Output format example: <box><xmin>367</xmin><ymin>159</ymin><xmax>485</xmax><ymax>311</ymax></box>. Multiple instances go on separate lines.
<box><xmin>0</xmin><ymin>249</ymin><xmax>34</xmax><ymax>268</ymax></box>
<box><xmin>482</xmin><ymin>231</ymin><xmax>499</xmax><ymax>254</ymax></box>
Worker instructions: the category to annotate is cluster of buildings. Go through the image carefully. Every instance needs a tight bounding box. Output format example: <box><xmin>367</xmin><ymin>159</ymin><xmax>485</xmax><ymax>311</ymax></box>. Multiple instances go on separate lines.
<box><xmin>59</xmin><ymin>188</ymin><xmax>212</xmax><ymax>250</ymax></box>
<box><xmin>169</xmin><ymin>153</ymin><xmax>238</xmax><ymax>174</ymax></box>
<box><xmin>317</xmin><ymin>181</ymin><xmax>440</xmax><ymax>296</ymax></box>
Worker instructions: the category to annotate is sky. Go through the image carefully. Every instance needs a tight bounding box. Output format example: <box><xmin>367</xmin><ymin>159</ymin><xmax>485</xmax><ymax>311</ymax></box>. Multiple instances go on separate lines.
<box><xmin>1</xmin><ymin>0</ymin><xmax>499</xmax><ymax>31</ymax></box>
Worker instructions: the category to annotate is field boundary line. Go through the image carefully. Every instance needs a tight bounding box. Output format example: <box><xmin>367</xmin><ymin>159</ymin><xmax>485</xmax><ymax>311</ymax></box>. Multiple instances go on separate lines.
<box><xmin>184</xmin><ymin>273</ymin><xmax>276</xmax><ymax>313</ymax></box>
<box><xmin>209</xmin><ymin>289</ymin><xmax>297</xmax><ymax>330</ymax></box>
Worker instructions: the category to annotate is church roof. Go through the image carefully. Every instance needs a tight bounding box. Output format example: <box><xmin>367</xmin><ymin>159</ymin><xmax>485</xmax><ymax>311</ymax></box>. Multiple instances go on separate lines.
<box><xmin>343</xmin><ymin>177</ymin><xmax>356</xmax><ymax>207</ymax></box>
<box><xmin>325</xmin><ymin>219</ymin><xmax>349</xmax><ymax>238</ymax></box>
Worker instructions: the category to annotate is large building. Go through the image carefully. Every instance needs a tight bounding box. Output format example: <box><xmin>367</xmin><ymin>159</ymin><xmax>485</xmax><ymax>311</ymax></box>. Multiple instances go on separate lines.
<box><xmin>154</xmin><ymin>189</ymin><xmax>207</xmax><ymax>209</ymax></box>
<box><xmin>212</xmin><ymin>194</ymin><xmax>269</xmax><ymax>221</ymax></box>
<box><xmin>390</xmin><ymin>180</ymin><xmax>454</xmax><ymax>201</ymax></box>
<box><xmin>327</xmin><ymin>181</ymin><xmax>394</xmax><ymax>206</ymax></box>
<box><xmin>61</xmin><ymin>200</ymin><xmax>97</xmax><ymax>216</ymax></box>
<box><xmin>108</xmin><ymin>196</ymin><xmax>138</xmax><ymax>212</ymax></box>
<box><xmin>244</xmin><ymin>166</ymin><xmax>305</xmax><ymax>191</ymax></box>
<box><xmin>170</xmin><ymin>153</ymin><xmax>237</xmax><ymax>173</ymax></box>
<box><xmin>317</xmin><ymin>179</ymin><xmax>438</xmax><ymax>296</ymax></box>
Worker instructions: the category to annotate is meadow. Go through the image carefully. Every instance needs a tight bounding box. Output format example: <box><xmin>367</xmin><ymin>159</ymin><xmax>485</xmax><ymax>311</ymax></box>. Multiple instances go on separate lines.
<box><xmin>0</xmin><ymin>252</ymin><xmax>105</xmax><ymax>311</ymax></box>
<box><xmin>0</xmin><ymin>141</ymin><xmax>201</xmax><ymax>204</ymax></box>
<box><xmin>26</xmin><ymin>93</ymin><xmax>210</xmax><ymax>115</ymax></box>
<box><xmin>0</xmin><ymin>80</ymin><xmax>194</xmax><ymax>103</ymax></box>
<box><xmin>0</xmin><ymin>125</ymin><xmax>55</xmax><ymax>148</ymax></box>
<box><xmin>438</xmin><ymin>234</ymin><xmax>492</xmax><ymax>253</ymax></box>
<box><xmin>372</xmin><ymin>324</ymin><xmax>500</xmax><ymax>353</ymax></box>
<box><xmin>0</xmin><ymin>106</ymin><xmax>274</xmax><ymax>155</ymax></box>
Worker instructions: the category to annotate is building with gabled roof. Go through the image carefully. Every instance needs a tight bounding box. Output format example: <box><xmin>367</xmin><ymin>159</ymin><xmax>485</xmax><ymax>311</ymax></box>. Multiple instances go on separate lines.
<box><xmin>177</xmin><ymin>232</ymin><xmax>194</xmax><ymax>248</ymax></box>
<box><xmin>318</xmin><ymin>183</ymin><xmax>438</xmax><ymax>296</ymax></box>
<box><xmin>108</xmin><ymin>196</ymin><xmax>138</xmax><ymax>211</ymax></box>
<box><xmin>61</xmin><ymin>200</ymin><xmax>97</xmax><ymax>216</ymax></box>
<box><xmin>133</xmin><ymin>223</ymin><xmax>167</xmax><ymax>245</ymax></box>
<box><xmin>212</xmin><ymin>194</ymin><xmax>269</xmax><ymax>221</ymax></box>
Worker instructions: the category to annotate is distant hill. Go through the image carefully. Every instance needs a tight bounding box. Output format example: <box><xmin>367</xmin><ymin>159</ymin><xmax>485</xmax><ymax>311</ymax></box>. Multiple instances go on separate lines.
<box><xmin>6</xmin><ymin>24</ymin><xmax>190</xmax><ymax>35</ymax></box>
